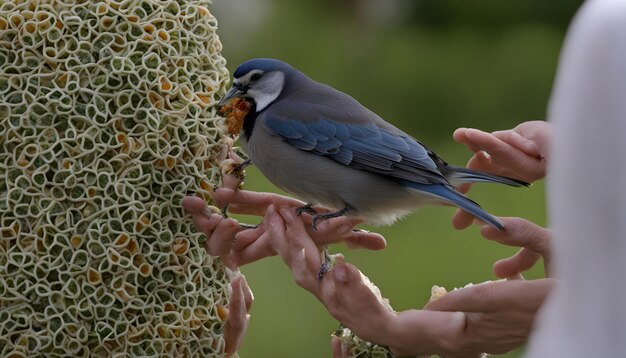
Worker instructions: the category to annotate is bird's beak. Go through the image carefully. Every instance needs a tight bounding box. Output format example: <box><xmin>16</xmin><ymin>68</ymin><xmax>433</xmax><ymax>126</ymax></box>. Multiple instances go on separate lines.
<box><xmin>218</xmin><ymin>85</ymin><xmax>246</xmax><ymax>107</ymax></box>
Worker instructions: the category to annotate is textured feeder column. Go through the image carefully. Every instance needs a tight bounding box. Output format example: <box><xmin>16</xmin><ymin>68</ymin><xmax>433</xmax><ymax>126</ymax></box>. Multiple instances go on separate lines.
<box><xmin>0</xmin><ymin>1</ymin><xmax>232</xmax><ymax>356</ymax></box>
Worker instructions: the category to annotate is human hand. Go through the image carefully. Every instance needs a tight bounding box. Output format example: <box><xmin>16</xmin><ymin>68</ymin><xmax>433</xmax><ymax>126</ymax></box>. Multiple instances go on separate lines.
<box><xmin>266</xmin><ymin>206</ymin><xmax>398</xmax><ymax>349</ymax></box>
<box><xmin>454</xmin><ymin>120</ymin><xmax>551</xmax><ymax>183</ymax></box>
<box><xmin>182</xmin><ymin>175</ymin><xmax>385</xmax><ymax>265</ymax></box>
<box><xmin>267</xmin><ymin>206</ymin><xmax>540</xmax><ymax>358</ymax></box>
<box><xmin>452</xmin><ymin>120</ymin><xmax>552</xmax><ymax>229</ymax></box>
<box><xmin>223</xmin><ymin>274</ymin><xmax>253</xmax><ymax>357</ymax></box>
<box><xmin>218</xmin><ymin>172</ymin><xmax>386</xmax><ymax>247</ymax></box>
<box><xmin>423</xmin><ymin>279</ymin><xmax>556</xmax><ymax>357</ymax></box>
<box><xmin>481</xmin><ymin>217</ymin><xmax>552</xmax><ymax>278</ymax></box>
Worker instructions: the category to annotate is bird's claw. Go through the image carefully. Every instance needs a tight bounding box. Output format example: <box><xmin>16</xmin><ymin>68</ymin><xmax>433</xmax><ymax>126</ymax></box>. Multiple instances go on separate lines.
<box><xmin>221</xmin><ymin>204</ymin><xmax>230</xmax><ymax>218</ymax></box>
<box><xmin>295</xmin><ymin>203</ymin><xmax>318</xmax><ymax>217</ymax></box>
<box><xmin>232</xmin><ymin>159</ymin><xmax>251</xmax><ymax>181</ymax></box>
<box><xmin>317</xmin><ymin>247</ymin><xmax>333</xmax><ymax>279</ymax></box>
<box><xmin>310</xmin><ymin>207</ymin><xmax>349</xmax><ymax>232</ymax></box>
<box><xmin>237</xmin><ymin>223</ymin><xmax>259</xmax><ymax>230</ymax></box>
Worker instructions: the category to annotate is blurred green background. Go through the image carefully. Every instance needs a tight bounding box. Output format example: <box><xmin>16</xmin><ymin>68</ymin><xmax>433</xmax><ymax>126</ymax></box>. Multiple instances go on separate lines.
<box><xmin>211</xmin><ymin>1</ymin><xmax>583</xmax><ymax>357</ymax></box>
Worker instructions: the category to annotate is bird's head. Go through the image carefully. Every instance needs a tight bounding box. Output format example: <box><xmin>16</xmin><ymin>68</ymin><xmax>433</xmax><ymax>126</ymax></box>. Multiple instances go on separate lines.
<box><xmin>219</xmin><ymin>58</ymin><xmax>295</xmax><ymax>112</ymax></box>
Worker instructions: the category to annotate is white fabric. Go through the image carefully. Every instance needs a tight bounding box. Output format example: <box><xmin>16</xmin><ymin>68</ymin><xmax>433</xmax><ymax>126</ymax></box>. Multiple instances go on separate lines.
<box><xmin>526</xmin><ymin>0</ymin><xmax>626</xmax><ymax>356</ymax></box>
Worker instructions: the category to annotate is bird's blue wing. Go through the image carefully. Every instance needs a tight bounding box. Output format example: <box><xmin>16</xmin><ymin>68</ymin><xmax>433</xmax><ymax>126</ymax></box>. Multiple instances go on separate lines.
<box><xmin>263</xmin><ymin>116</ymin><xmax>449</xmax><ymax>184</ymax></box>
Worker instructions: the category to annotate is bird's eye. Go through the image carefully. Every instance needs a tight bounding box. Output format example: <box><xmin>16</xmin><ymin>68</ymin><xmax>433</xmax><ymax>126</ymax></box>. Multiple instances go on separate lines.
<box><xmin>251</xmin><ymin>73</ymin><xmax>262</xmax><ymax>81</ymax></box>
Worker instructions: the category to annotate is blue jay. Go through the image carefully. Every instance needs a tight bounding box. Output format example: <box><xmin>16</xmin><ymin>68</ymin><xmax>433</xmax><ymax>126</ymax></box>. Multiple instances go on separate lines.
<box><xmin>219</xmin><ymin>58</ymin><xmax>528</xmax><ymax>233</ymax></box>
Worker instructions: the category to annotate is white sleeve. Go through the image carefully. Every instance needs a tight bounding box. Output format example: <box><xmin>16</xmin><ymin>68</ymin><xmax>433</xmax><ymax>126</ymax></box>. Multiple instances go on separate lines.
<box><xmin>525</xmin><ymin>0</ymin><xmax>626</xmax><ymax>356</ymax></box>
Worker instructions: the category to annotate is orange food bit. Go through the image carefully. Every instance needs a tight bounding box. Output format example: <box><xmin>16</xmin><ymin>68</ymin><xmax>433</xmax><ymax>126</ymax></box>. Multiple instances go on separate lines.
<box><xmin>70</xmin><ymin>235</ymin><xmax>83</xmax><ymax>248</ymax></box>
<box><xmin>160</xmin><ymin>76</ymin><xmax>173</xmax><ymax>91</ymax></box>
<box><xmin>135</xmin><ymin>213</ymin><xmax>150</xmax><ymax>232</ymax></box>
<box><xmin>16</xmin><ymin>157</ymin><xmax>29</xmax><ymax>167</ymax></box>
<box><xmin>157</xmin><ymin>29</ymin><xmax>169</xmax><ymax>41</ymax></box>
<box><xmin>220</xmin><ymin>98</ymin><xmax>252</xmax><ymax>135</ymax></box>
<box><xmin>197</xmin><ymin>95</ymin><xmax>211</xmax><ymax>105</ymax></box>
<box><xmin>164</xmin><ymin>156</ymin><xmax>176</xmax><ymax>170</ymax></box>
<box><xmin>216</xmin><ymin>305</ymin><xmax>229</xmax><ymax>321</ymax></box>
<box><xmin>127</xmin><ymin>238</ymin><xmax>139</xmax><ymax>254</ymax></box>
<box><xmin>172</xmin><ymin>238</ymin><xmax>189</xmax><ymax>255</ymax></box>
<box><xmin>115</xmin><ymin>233</ymin><xmax>130</xmax><ymax>246</ymax></box>
<box><xmin>199</xmin><ymin>178</ymin><xmax>213</xmax><ymax>193</ymax></box>
<box><xmin>97</xmin><ymin>3</ymin><xmax>107</xmax><ymax>14</ymax></box>
<box><xmin>138</xmin><ymin>263</ymin><xmax>151</xmax><ymax>276</ymax></box>
<box><xmin>87</xmin><ymin>267</ymin><xmax>101</xmax><ymax>284</ymax></box>
<box><xmin>24</xmin><ymin>22</ymin><xmax>37</xmax><ymax>33</ymax></box>
<box><xmin>198</xmin><ymin>6</ymin><xmax>210</xmax><ymax>17</ymax></box>
<box><xmin>143</xmin><ymin>24</ymin><xmax>156</xmax><ymax>35</ymax></box>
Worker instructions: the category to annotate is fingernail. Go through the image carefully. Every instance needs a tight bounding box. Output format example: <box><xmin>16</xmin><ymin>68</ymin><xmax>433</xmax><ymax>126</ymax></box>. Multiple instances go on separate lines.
<box><xmin>333</xmin><ymin>264</ymin><xmax>348</xmax><ymax>283</ymax></box>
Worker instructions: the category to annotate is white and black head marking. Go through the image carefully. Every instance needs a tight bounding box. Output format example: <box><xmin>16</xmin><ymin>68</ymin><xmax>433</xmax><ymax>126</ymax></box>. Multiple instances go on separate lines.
<box><xmin>231</xmin><ymin>58</ymin><xmax>290</xmax><ymax>112</ymax></box>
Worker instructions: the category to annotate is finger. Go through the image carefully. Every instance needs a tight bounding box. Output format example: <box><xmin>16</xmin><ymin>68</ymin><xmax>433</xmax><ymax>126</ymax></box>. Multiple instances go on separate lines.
<box><xmin>309</xmin><ymin>216</ymin><xmax>387</xmax><ymax>250</ymax></box>
<box><xmin>240</xmin><ymin>275</ymin><xmax>254</xmax><ymax>312</ymax></box>
<box><xmin>182</xmin><ymin>195</ymin><xmax>208</xmax><ymax>214</ymax></box>
<box><xmin>343</xmin><ymin>230</ymin><xmax>387</xmax><ymax>250</ymax></box>
<box><xmin>331</xmin><ymin>336</ymin><xmax>346</xmax><ymax>358</ymax></box>
<box><xmin>453</xmin><ymin>127</ymin><xmax>482</xmax><ymax>152</ymax></box>
<box><xmin>222</xmin><ymin>174</ymin><xmax>243</xmax><ymax>190</ymax></box>
<box><xmin>305</xmin><ymin>215</ymin><xmax>355</xmax><ymax>244</ymax></box>
<box><xmin>233</xmin><ymin>232</ymin><xmax>276</xmax><ymax>266</ymax></box>
<box><xmin>232</xmin><ymin>225</ymin><xmax>265</xmax><ymax>252</ymax></box>
<box><xmin>234</xmin><ymin>207</ymin><xmax>284</xmax><ymax>265</ymax></box>
<box><xmin>424</xmin><ymin>279</ymin><xmax>553</xmax><ymax>312</ymax></box>
<box><xmin>452</xmin><ymin>208</ymin><xmax>475</xmax><ymax>230</ymax></box>
<box><xmin>493</xmin><ymin>248</ymin><xmax>541</xmax><ymax>278</ymax></box>
<box><xmin>329</xmin><ymin>263</ymin><xmax>397</xmax><ymax>342</ymax></box>
<box><xmin>332</xmin><ymin>263</ymin><xmax>385</xmax><ymax>314</ymax></box>
<box><xmin>207</xmin><ymin>217</ymin><xmax>240</xmax><ymax>257</ymax></box>
<box><xmin>465</xmin><ymin>150</ymin><xmax>495</xmax><ymax>173</ymax></box>
<box><xmin>213</xmin><ymin>188</ymin><xmax>273</xmax><ymax>216</ymax></box>
<box><xmin>192</xmin><ymin>213</ymin><xmax>221</xmax><ymax>238</ymax></box>
<box><xmin>213</xmin><ymin>188</ymin><xmax>305</xmax><ymax>216</ymax></box>
<box><xmin>224</xmin><ymin>275</ymin><xmax>248</xmax><ymax>356</ymax></box>
<box><xmin>464</xmin><ymin>129</ymin><xmax>540</xmax><ymax>180</ymax></box>
<box><xmin>279</xmin><ymin>207</ymin><xmax>323</xmax><ymax>290</ymax></box>
<box><xmin>492</xmin><ymin>130</ymin><xmax>541</xmax><ymax>158</ymax></box>
<box><xmin>479</xmin><ymin>217</ymin><xmax>551</xmax><ymax>256</ymax></box>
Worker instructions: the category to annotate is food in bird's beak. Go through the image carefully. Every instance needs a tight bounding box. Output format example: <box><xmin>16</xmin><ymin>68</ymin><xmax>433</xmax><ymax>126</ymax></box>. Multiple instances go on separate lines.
<box><xmin>220</xmin><ymin>97</ymin><xmax>252</xmax><ymax>135</ymax></box>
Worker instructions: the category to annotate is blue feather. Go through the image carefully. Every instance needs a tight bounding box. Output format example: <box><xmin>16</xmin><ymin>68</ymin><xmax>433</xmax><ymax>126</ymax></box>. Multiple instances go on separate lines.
<box><xmin>380</xmin><ymin>131</ymin><xmax>410</xmax><ymax>151</ymax></box>
<box><xmin>401</xmin><ymin>181</ymin><xmax>504</xmax><ymax>230</ymax></box>
<box><xmin>330</xmin><ymin>147</ymin><xmax>353</xmax><ymax>165</ymax></box>
<box><xmin>333</xmin><ymin>123</ymin><xmax>350</xmax><ymax>141</ymax></box>
<box><xmin>263</xmin><ymin>115</ymin><xmax>446</xmax><ymax>184</ymax></box>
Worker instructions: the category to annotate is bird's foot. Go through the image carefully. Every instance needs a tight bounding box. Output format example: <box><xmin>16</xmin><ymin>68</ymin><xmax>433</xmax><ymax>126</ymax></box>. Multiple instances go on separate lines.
<box><xmin>295</xmin><ymin>203</ymin><xmax>318</xmax><ymax>217</ymax></box>
<box><xmin>311</xmin><ymin>207</ymin><xmax>349</xmax><ymax>231</ymax></box>
<box><xmin>221</xmin><ymin>204</ymin><xmax>258</xmax><ymax>230</ymax></box>
<box><xmin>238</xmin><ymin>223</ymin><xmax>259</xmax><ymax>230</ymax></box>
<box><xmin>232</xmin><ymin>159</ymin><xmax>252</xmax><ymax>180</ymax></box>
<box><xmin>221</xmin><ymin>203</ymin><xmax>230</xmax><ymax>218</ymax></box>
<box><xmin>317</xmin><ymin>246</ymin><xmax>333</xmax><ymax>279</ymax></box>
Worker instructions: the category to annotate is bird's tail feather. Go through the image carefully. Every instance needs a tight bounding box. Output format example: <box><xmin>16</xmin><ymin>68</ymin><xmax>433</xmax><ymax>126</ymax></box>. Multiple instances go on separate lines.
<box><xmin>445</xmin><ymin>165</ymin><xmax>530</xmax><ymax>188</ymax></box>
<box><xmin>404</xmin><ymin>181</ymin><xmax>504</xmax><ymax>230</ymax></box>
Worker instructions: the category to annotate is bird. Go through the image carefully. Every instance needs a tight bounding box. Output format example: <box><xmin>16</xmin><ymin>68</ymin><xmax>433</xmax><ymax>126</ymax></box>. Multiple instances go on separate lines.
<box><xmin>218</xmin><ymin>58</ymin><xmax>527</xmax><ymax>239</ymax></box>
